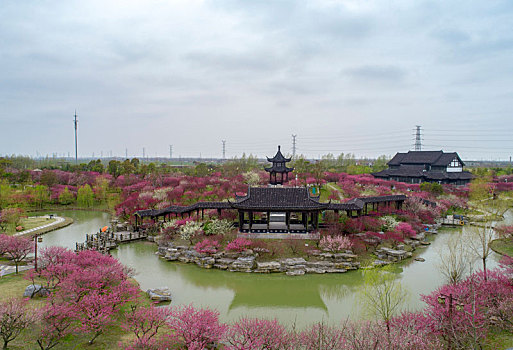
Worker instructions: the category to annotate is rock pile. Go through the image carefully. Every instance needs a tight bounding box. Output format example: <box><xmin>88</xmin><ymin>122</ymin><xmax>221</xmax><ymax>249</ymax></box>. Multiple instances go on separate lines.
<box><xmin>157</xmin><ymin>244</ymin><xmax>360</xmax><ymax>275</ymax></box>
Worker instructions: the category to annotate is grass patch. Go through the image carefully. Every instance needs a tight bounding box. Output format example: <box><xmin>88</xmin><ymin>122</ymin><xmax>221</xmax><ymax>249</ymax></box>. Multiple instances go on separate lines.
<box><xmin>483</xmin><ymin>328</ymin><xmax>513</xmax><ymax>349</ymax></box>
<box><xmin>490</xmin><ymin>238</ymin><xmax>513</xmax><ymax>257</ymax></box>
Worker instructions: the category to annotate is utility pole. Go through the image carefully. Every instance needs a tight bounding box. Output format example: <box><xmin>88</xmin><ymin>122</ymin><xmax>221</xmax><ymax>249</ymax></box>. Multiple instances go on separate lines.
<box><xmin>292</xmin><ymin>134</ymin><xmax>297</xmax><ymax>158</ymax></box>
<box><xmin>222</xmin><ymin>140</ymin><xmax>226</xmax><ymax>159</ymax></box>
<box><xmin>169</xmin><ymin>145</ymin><xmax>173</xmax><ymax>159</ymax></box>
<box><xmin>74</xmin><ymin>110</ymin><xmax>78</xmax><ymax>163</ymax></box>
<box><xmin>414</xmin><ymin>125</ymin><xmax>422</xmax><ymax>151</ymax></box>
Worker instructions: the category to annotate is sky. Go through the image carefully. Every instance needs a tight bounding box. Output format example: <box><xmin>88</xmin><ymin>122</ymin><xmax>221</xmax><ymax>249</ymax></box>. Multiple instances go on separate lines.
<box><xmin>1</xmin><ymin>0</ymin><xmax>513</xmax><ymax>161</ymax></box>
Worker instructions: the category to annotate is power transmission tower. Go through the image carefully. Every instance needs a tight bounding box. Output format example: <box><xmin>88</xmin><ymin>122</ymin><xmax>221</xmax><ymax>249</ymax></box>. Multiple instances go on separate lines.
<box><xmin>222</xmin><ymin>140</ymin><xmax>226</xmax><ymax>159</ymax></box>
<box><xmin>414</xmin><ymin>125</ymin><xmax>422</xmax><ymax>151</ymax></box>
<box><xmin>169</xmin><ymin>145</ymin><xmax>173</xmax><ymax>159</ymax></box>
<box><xmin>292</xmin><ymin>134</ymin><xmax>297</xmax><ymax>158</ymax></box>
<box><xmin>74</xmin><ymin>110</ymin><xmax>78</xmax><ymax>163</ymax></box>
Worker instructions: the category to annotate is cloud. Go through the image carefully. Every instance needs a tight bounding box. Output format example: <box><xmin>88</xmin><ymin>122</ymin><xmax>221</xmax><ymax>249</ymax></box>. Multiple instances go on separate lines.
<box><xmin>343</xmin><ymin>65</ymin><xmax>407</xmax><ymax>83</ymax></box>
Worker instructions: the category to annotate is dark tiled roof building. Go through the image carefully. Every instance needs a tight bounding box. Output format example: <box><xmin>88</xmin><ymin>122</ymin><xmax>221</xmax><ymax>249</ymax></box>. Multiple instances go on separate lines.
<box><xmin>372</xmin><ymin>151</ymin><xmax>472</xmax><ymax>185</ymax></box>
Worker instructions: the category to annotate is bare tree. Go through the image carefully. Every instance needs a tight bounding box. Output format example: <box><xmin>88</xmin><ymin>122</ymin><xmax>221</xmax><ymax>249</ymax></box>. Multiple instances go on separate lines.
<box><xmin>467</xmin><ymin>194</ymin><xmax>510</xmax><ymax>281</ymax></box>
<box><xmin>359</xmin><ymin>266</ymin><xmax>408</xmax><ymax>335</ymax></box>
<box><xmin>437</xmin><ymin>233</ymin><xmax>469</xmax><ymax>285</ymax></box>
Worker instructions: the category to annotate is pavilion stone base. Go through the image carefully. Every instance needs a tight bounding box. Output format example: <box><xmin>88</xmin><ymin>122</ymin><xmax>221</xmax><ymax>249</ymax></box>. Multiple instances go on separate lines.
<box><xmin>238</xmin><ymin>232</ymin><xmax>320</xmax><ymax>240</ymax></box>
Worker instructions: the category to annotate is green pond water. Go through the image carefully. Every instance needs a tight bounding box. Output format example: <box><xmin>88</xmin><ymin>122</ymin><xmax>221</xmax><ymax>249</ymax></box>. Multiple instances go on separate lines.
<box><xmin>37</xmin><ymin>210</ymin><xmax>508</xmax><ymax>327</ymax></box>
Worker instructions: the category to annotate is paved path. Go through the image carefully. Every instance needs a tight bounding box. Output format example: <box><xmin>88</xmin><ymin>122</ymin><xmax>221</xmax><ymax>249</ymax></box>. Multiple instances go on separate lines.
<box><xmin>14</xmin><ymin>215</ymin><xmax>65</xmax><ymax>236</ymax></box>
<box><xmin>0</xmin><ymin>264</ymin><xmax>32</xmax><ymax>277</ymax></box>
<box><xmin>326</xmin><ymin>183</ymin><xmax>344</xmax><ymax>201</ymax></box>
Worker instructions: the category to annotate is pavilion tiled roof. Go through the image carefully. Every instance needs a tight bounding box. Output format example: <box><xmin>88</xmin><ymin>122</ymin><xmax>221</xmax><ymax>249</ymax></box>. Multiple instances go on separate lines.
<box><xmin>231</xmin><ymin>187</ymin><xmax>327</xmax><ymax>211</ymax></box>
<box><xmin>264</xmin><ymin>165</ymin><xmax>294</xmax><ymax>173</ymax></box>
<box><xmin>266</xmin><ymin>145</ymin><xmax>291</xmax><ymax>163</ymax></box>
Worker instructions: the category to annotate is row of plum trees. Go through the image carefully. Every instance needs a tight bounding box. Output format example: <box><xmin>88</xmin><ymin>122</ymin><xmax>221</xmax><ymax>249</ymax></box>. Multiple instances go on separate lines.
<box><xmin>2</xmin><ymin>246</ymin><xmax>513</xmax><ymax>349</ymax></box>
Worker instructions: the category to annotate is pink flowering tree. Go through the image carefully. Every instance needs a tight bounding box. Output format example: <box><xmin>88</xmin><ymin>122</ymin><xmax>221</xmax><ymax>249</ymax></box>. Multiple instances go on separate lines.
<box><xmin>1</xmin><ymin>235</ymin><xmax>33</xmax><ymax>274</ymax></box>
<box><xmin>33</xmin><ymin>248</ymin><xmax>139</xmax><ymax>346</ymax></box>
<box><xmin>225</xmin><ymin>238</ymin><xmax>252</xmax><ymax>253</ymax></box>
<box><xmin>298</xmin><ymin>322</ymin><xmax>345</xmax><ymax>350</ymax></box>
<box><xmin>164</xmin><ymin>304</ymin><xmax>227</xmax><ymax>349</ymax></box>
<box><xmin>319</xmin><ymin>235</ymin><xmax>353</xmax><ymax>253</ymax></box>
<box><xmin>121</xmin><ymin>305</ymin><xmax>171</xmax><ymax>350</ymax></box>
<box><xmin>394</xmin><ymin>222</ymin><xmax>416</xmax><ymax>239</ymax></box>
<box><xmin>0</xmin><ymin>298</ymin><xmax>36</xmax><ymax>350</ymax></box>
<box><xmin>226</xmin><ymin>318</ymin><xmax>294</xmax><ymax>350</ymax></box>
<box><xmin>36</xmin><ymin>302</ymin><xmax>77</xmax><ymax>350</ymax></box>
<box><xmin>194</xmin><ymin>239</ymin><xmax>220</xmax><ymax>254</ymax></box>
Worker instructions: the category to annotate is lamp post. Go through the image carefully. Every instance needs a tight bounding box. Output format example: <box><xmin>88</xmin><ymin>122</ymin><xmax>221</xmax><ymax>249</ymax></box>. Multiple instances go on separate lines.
<box><xmin>33</xmin><ymin>233</ymin><xmax>43</xmax><ymax>272</ymax></box>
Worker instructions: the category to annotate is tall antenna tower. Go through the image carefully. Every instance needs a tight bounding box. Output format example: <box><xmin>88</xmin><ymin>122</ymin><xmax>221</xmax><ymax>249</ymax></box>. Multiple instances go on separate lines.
<box><xmin>292</xmin><ymin>134</ymin><xmax>297</xmax><ymax>158</ymax></box>
<box><xmin>125</xmin><ymin>148</ymin><xmax>128</xmax><ymax>159</ymax></box>
<box><xmin>169</xmin><ymin>145</ymin><xmax>173</xmax><ymax>159</ymax></box>
<box><xmin>143</xmin><ymin>147</ymin><xmax>145</xmax><ymax>159</ymax></box>
<box><xmin>74</xmin><ymin>110</ymin><xmax>78</xmax><ymax>163</ymax></box>
<box><xmin>222</xmin><ymin>140</ymin><xmax>226</xmax><ymax>159</ymax></box>
<box><xmin>414</xmin><ymin>125</ymin><xmax>422</xmax><ymax>151</ymax></box>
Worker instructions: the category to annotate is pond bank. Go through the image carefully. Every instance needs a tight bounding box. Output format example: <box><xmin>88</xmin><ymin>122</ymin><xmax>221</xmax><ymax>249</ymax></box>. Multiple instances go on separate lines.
<box><xmin>15</xmin><ymin>215</ymin><xmax>73</xmax><ymax>237</ymax></box>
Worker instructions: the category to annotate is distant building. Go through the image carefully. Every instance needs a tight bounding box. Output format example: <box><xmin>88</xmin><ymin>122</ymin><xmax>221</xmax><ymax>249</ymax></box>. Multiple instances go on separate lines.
<box><xmin>372</xmin><ymin>151</ymin><xmax>472</xmax><ymax>185</ymax></box>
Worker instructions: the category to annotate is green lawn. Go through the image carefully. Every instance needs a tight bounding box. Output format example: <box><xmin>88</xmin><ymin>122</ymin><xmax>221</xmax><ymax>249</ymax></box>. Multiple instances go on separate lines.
<box><xmin>4</xmin><ymin>217</ymin><xmax>57</xmax><ymax>235</ymax></box>
<box><xmin>490</xmin><ymin>238</ymin><xmax>513</xmax><ymax>257</ymax></box>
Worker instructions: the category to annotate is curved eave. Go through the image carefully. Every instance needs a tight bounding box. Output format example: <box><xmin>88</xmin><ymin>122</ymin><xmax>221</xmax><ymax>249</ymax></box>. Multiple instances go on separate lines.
<box><xmin>264</xmin><ymin>166</ymin><xmax>294</xmax><ymax>173</ymax></box>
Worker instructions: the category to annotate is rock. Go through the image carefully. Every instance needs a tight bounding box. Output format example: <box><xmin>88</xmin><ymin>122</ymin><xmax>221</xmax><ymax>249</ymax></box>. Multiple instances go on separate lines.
<box><xmin>197</xmin><ymin>257</ymin><xmax>215</xmax><ymax>268</ymax></box>
<box><xmin>414</xmin><ymin>257</ymin><xmax>425</xmax><ymax>262</ymax></box>
<box><xmin>146</xmin><ymin>235</ymin><xmax>155</xmax><ymax>242</ymax></box>
<box><xmin>165</xmin><ymin>253</ymin><xmax>180</xmax><ymax>261</ymax></box>
<box><xmin>281</xmin><ymin>258</ymin><xmax>307</xmax><ymax>266</ymax></box>
<box><xmin>230</xmin><ymin>256</ymin><xmax>256</xmax><ymax>272</ymax></box>
<box><xmin>23</xmin><ymin>284</ymin><xmax>50</xmax><ymax>298</ymax></box>
<box><xmin>420</xmin><ymin>241</ymin><xmax>431</xmax><ymax>246</ymax></box>
<box><xmin>325</xmin><ymin>268</ymin><xmax>347</xmax><ymax>273</ymax></box>
<box><xmin>333</xmin><ymin>262</ymin><xmax>358</xmax><ymax>270</ymax></box>
<box><xmin>396</xmin><ymin>244</ymin><xmax>405</xmax><ymax>250</ymax></box>
<box><xmin>306</xmin><ymin>261</ymin><xmax>334</xmax><ymax>269</ymax></box>
<box><xmin>254</xmin><ymin>261</ymin><xmax>281</xmax><ymax>273</ymax></box>
<box><xmin>305</xmin><ymin>267</ymin><xmax>326</xmax><ymax>274</ymax></box>
<box><xmin>286</xmin><ymin>269</ymin><xmax>305</xmax><ymax>276</ymax></box>
<box><xmin>373</xmin><ymin>260</ymin><xmax>391</xmax><ymax>267</ymax></box>
<box><xmin>411</xmin><ymin>232</ymin><xmax>425</xmax><ymax>241</ymax></box>
<box><xmin>146</xmin><ymin>287</ymin><xmax>172</xmax><ymax>302</ymax></box>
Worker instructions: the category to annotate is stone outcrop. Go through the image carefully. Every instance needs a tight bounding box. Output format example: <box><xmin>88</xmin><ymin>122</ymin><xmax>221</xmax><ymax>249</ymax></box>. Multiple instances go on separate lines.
<box><xmin>146</xmin><ymin>287</ymin><xmax>172</xmax><ymax>302</ymax></box>
<box><xmin>375</xmin><ymin>247</ymin><xmax>412</xmax><ymax>262</ymax></box>
<box><xmin>23</xmin><ymin>284</ymin><xmax>50</xmax><ymax>298</ymax></box>
<box><xmin>156</xmin><ymin>244</ymin><xmax>360</xmax><ymax>276</ymax></box>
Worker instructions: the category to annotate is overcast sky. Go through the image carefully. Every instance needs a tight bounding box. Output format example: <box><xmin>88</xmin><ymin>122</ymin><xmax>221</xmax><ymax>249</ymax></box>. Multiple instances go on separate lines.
<box><xmin>1</xmin><ymin>0</ymin><xmax>513</xmax><ymax>161</ymax></box>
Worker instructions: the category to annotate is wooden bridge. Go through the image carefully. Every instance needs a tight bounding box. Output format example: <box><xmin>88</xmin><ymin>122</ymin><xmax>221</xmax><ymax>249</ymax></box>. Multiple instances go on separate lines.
<box><xmin>75</xmin><ymin>229</ymin><xmax>148</xmax><ymax>254</ymax></box>
<box><xmin>439</xmin><ymin>215</ymin><xmax>467</xmax><ymax>227</ymax></box>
